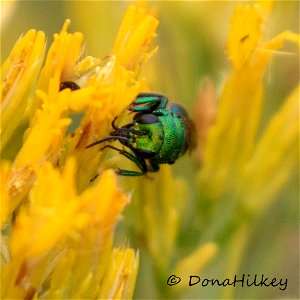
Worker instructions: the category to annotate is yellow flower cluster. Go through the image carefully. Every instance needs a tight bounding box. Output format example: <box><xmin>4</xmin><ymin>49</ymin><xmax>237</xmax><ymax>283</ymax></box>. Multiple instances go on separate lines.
<box><xmin>2</xmin><ymin>161</ymin><xmax>136</xmax><ymax>299</ymax></box>
<box><xmin>1</xmin><ymin>2</ymin><xmax>299</xmax><ymax>299</ymax></box>
<box><xmin>1</xmin><ymin>5</ymin><xmax>158</xmax><ymax>299</ymax></box>
<box><xmin>196</xmin><ymin>5</ymin><xmax>299</xmax><ymax>298</ymax></box>
<box><xmin>199</xmin><ymin>3</ymin><xmax>299</xmax><ymax>212</ymax></box>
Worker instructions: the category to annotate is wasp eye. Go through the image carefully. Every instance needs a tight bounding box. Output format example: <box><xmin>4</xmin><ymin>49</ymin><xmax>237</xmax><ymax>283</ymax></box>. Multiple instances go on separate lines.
<box><xmin>136</xmin><ymin>114</ymin><xmax>159</xmax><ymax>124</ymax></box>
<box><xmin>169</xmin><ymin>103</ymin><xmax>188</xmax><ymax>118</ymax></box>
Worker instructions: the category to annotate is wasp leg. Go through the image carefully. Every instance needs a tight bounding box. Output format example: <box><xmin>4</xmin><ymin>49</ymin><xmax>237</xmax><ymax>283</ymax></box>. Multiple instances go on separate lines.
<box><xmin>101</xmin><ymin>145</ymin><xmax>147</xmax><ymax>176</ymax></box>
<box><xmin>148</xmin><ymin>160</ymin><xmax>160</xmax><ymax>173</ymax></box>
<box><xmin>110</xmin><ymin>118</ymin><xmax>146</xmax><ymax>137</ymax></box>
<box><xmin>111</xmin><ymin>116</ymin><xmax>119</xmax><ymax>130</ymax></box>
<box><xmin>129</xmin><ymin>93</ymin><xmax>168</xmax><ymax>113</ymax></box>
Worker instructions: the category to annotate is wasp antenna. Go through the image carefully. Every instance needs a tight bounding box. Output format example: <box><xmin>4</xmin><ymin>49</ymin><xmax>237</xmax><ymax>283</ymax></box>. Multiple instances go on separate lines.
<box><xmin>86</xmin><ymin>137</ymin><xmax>115</xmax><ymax>148</ymax></box>
<box><xmin>86</xmin><ymin>136</ymin><xmax>129</xmax><ymax>149</ymax></box>
<box><xmin>111</xmin><ymin>116</ymin><xmax>119</xmax><ymax>129</ymax></box>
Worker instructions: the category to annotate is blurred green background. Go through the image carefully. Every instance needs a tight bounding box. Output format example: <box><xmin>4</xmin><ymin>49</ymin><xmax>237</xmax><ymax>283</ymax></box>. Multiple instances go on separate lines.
<box><xmin>2</xmin><ymin>1</ymin><xmax>299</xmax><ymax>299</ymax></box>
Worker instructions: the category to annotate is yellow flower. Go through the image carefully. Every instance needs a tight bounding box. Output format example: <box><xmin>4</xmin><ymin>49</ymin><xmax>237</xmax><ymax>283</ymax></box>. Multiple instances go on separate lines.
<box><xmin>194</xmin><ymin>3</ymin><xmax>299</xmax><ymax>298</ymax></box>
<box><xmin>1</xmin><ymin>29</ymin><xmax>45</xmax><ymax>155</ymax></box>
<box><xmin>1</xmin><ymin>160</ymin><xmax>135</xmax><ymax>299</ymax></box>
<box><xmin>199</xmin><ymin>3</ymin><xmax>299</xmax><ymax>209</ymax></box>
<box><xmin>1</xmin><ymin>5</ymin><xmax>158</xmax><ymax>299</ymax></box>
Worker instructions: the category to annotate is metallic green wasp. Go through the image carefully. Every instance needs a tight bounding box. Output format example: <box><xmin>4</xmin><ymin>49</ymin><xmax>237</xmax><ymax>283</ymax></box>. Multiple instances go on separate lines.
<box><xmin>87</xmin><ymin>93</ymin><xmax>197</xmax><ymax>176</ymax></box>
